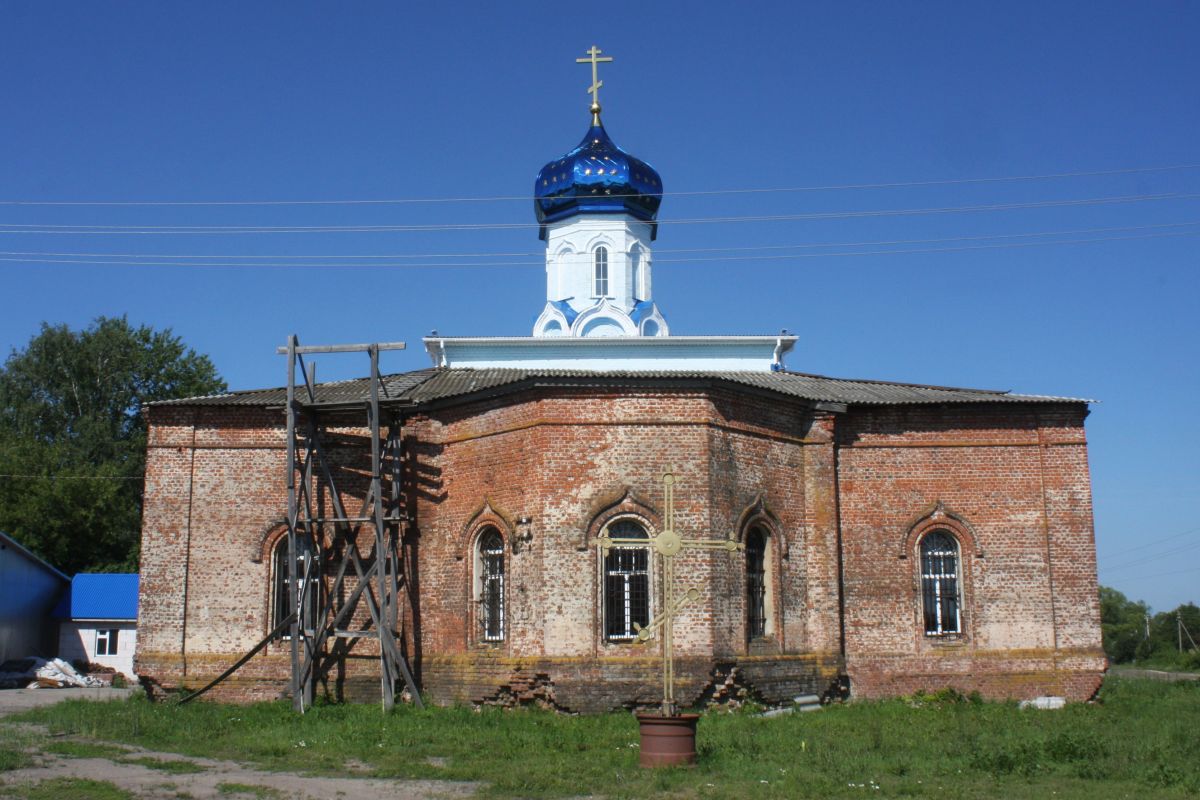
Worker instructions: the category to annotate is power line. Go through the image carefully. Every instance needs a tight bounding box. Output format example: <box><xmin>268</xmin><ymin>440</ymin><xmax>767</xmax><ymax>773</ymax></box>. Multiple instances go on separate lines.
<box><xmin>0</xmin><ymin>230</ymin><xmax>1196</xmax><ymax>269</ymax></box>
<box><xmin>0</xmin><ymin>192</ymin><xmax>1195</xmax><ymax>235</ymax></box>
<box><xmin>1102</xmin><ymin>538</ymin><xmax>1200</xmax><ymax>573</ymax></box>
<box><xmin>1</xmin><ymin>220</ymin><xmax>1196</xmax><ymax>261</ymax></box>
<box><xmin>0</xmin><ymin>474</ymin><xmax>143</xmax><ymax>481</ymax></box>
<box><xmin>1102</xmin><ymin>524</ymin><xmax>1200</xmax><ymax>560</ymax></box>
<box><xmin>1108</xmin><ymin>566</ymin><xmax>1200</xmax><ymax>583</ymax></box>
<box><xmin>0</xmin><ymin>163</ymin><xmax>1196</xmax><ymax>206</ymax></box>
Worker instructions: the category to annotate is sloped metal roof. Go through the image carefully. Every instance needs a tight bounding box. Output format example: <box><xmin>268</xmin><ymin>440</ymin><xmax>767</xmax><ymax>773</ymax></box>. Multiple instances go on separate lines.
<box><xmin>53</xmin><ymin>573</ymin><xmax>139</xmax><ymax>621</ymax></box>
<box><xmin>150</xmin><ymin>367</ymin><xmax>1091</xmax><ymax>410</ymax></box>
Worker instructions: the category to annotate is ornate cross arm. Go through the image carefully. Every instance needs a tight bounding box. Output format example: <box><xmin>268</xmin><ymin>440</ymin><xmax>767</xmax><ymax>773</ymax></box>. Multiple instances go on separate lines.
<box><xmin>595</xmin><ymin>532</ymin><xmax>652</xmax><ymax>554</ymax></box>
<box><xmin>634</xmin><ymin>587</ymin><xmax>701</xmax><ymax>643</ymax></box>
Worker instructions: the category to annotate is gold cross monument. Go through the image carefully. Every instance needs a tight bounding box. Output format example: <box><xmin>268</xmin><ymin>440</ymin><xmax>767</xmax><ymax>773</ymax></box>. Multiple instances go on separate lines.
<box><xmin>595</xmin><ymin>466</ymin><xmax>744</xmax><ymax>716</ymax></box>
<box><xmin>576</xmin><ymin>44</ymin><xmax>613</xmax><ymax>124</ymax></box>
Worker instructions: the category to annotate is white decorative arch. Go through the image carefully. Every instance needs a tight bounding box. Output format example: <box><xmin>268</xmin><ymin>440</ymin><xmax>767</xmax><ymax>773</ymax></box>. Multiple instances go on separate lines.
<box><xmin>583</xmin><ymin>232</ymin><xmax>618</xmax><ymax>253</ymax></box>
<box><xmin>637</xmin><ymin>304</ymin><xmax>670</xmax><ymax>337</ymax></box>
<box><xmin>571</xmin><ymin>299</ymin><xmax>638</xmax><ymax>337</ymax></box>
<box><xmin>533</xmin><ymin>302</ymin><xmax>572</xmax><ymax>337</ymax></box>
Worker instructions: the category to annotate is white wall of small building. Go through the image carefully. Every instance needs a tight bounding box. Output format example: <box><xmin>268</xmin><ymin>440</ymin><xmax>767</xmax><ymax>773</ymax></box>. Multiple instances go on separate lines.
<box><xmin>58</xmin><ymin>621</ymin><xmax>137</xmax><ymax>679</ymax></box>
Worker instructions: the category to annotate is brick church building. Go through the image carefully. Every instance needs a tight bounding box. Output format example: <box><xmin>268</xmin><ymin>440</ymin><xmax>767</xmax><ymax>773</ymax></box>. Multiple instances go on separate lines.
<box><xmin>135</xmin><ymin>52</ymin><xmax>1105</xmax><ymax>710</ymax></box>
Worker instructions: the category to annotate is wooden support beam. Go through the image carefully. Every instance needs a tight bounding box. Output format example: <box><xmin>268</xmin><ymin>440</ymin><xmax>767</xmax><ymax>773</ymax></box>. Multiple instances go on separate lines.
<box><xmin>276</xmin><ymin>342</ymin><xmax>406</xmax><ymax>355</ymax></box>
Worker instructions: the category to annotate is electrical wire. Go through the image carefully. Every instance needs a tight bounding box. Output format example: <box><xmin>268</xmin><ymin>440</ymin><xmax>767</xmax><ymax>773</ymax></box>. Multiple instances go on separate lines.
<box><xmin>1</xmin><ymin>220</ymin><xmax>1196</xmax><ymax>261</ymax></box>
<box><xmin>1106</xmin><ymin>566</ymin><xmax>1199</xmax><ymax>583</ymax></box>
<box><xmin>0</xmin><ymin>229</ymin><xmax>1195</xmax><ymax>268</ymax></box>
<box><xmin>0</xmin><ymin>163</ymin><xmax>1196</xmax><ymax>206</ymax></box>
<box><xmin>1102</xmin><ymin>524</ymin><xmax>1200</xmax><ymax>560</ymax></box>
<box><xmin>0</xmin><ymin>192</ymin><xmax>1196</xmax><ymax>234</ymax></box>
<box><xmin>1102</xmin><ymin>538</ymin><xmax>1200</xmax><ymax>572</ymax></box>
<box><xmin>0</xmin><ymin>474</ymin><xmax>143</xmax><ymax>481</ymax></box>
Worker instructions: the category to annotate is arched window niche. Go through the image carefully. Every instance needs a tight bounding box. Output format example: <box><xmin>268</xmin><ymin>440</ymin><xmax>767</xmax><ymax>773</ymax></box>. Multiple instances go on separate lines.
<box><xmin>474</xmin><ymin>526</ymin><xmax>505</xmax><ymax>643</ymax></box>
<box><xmin>737</xmin><ymin>496</ymin><xmax>782</xmax><ymax>648</ymax></box>
<box><xmin>630</xmin><ymin>244</ymin><xmax>647</xmax><ymax>301</ymax></box>
<box><xmin>272</xmin><ymin>532</ymin><xmax>320</xmax><ymax>638</ymax></box>
<box><xmin>602</xmin><ymin>518</ymin><xmax>651</xmax><ymax>642</ymax></box>
<box><xmin>745</xmin><ymin>525</ymin><xmax>772</xmax><ymax>641</ymax></box>
<box><xmin>593</xmin><ymin>246</ymin><xmax>609</xmax><ymax>297</ymax></box>
<box><xmin>901</xmin><ymin>501</ymin><xmax>978</xmax><ymax>640</ymax></box>
<box><xmin>919</xmin><ymin>531</ymin><xmax>961</xmax><ymax>636</ymax></box>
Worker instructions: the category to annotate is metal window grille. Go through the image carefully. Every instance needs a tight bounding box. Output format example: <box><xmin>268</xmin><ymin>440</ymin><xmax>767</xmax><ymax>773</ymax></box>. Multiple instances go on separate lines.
<box><xmin>920</xmin><ymin>531</ymin><xmax>961</xmax><ymax>635</ymax></box>
<box><xmin>96</xmin><ymin>628</ymin><xmax>119</xmax><ymax>656</ymax></box>
<box><xmin>479</xmin><ymin>529</ymin><xmax>505</xmax><ymax>642</ymax></box>
<box><xmin>604</xmin><ymin>519</ymin><xmax>649</xmax><ymax>640</ymax></box>
<box><xmin>594</xmin><ymin>246</ymin><xmax>609</xmax><ymax>297</ymax></box>
<box><xmin>745</xmin><ymin>527</ymin><xmax>767</xmax><ymax>639</ymax></box>
<box><xmin>274</xmin><ymin>534</ymin><xmax>319</xmax><ymax>637</ymax></box>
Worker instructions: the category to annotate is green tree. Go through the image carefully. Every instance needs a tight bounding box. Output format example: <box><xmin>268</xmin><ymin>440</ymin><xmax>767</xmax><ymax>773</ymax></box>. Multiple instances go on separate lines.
<box><xmin>1099</xmin><ymin>586</ymin><xmax>1150</xmax><ymax>663</ymax></box>
<box><xmin>0</xmin><ymin>317</ymin><xmax>225</xmax><ymax>574</ymax></box>
<box><xmin>1145</xmin><ymin>602</ymin><xmax>1200</xmax><ymax>667</ymax></box>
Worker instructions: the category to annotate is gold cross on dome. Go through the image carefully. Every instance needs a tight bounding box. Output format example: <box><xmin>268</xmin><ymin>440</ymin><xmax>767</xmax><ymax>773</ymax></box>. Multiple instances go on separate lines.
<box><xmin>595</xmin><ymin>466</ymin><xmax>743</xmax><ymax>717</ymax></box>
<box><xmin>576</xmin><ymin>45</ymin><xmax>613</xmax><ymax>122</ymax></box>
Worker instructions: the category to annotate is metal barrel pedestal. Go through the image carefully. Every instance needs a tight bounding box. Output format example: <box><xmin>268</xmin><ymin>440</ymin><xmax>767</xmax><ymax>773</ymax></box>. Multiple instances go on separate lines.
<box><xmin>636</xmin><ymin>713</ymin><xmax>699</xmax><ymax>767</ymax></box>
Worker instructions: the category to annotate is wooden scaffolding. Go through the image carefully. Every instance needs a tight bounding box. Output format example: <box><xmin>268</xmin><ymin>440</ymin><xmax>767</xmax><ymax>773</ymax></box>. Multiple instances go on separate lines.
<box><xmin>280</xmin><ymin>335</ymin><xmax>422</xmax><ymax>712</ymax></box>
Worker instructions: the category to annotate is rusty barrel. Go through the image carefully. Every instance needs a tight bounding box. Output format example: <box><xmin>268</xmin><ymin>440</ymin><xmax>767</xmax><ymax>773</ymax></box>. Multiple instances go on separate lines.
<box><xmin>636</xmin><ymin>713</ymin><xmax>699</xmax><ymax>767</ymax></box>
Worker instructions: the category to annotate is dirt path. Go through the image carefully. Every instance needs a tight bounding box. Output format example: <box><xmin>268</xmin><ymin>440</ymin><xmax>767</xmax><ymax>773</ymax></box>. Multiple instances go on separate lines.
<box><xmin>1</xmin><ymin>736</ymin><xmax>479</xmax><ymax>799</ymax></box>
<box><xmin>1</xmin><ymin>745</ymin><xmax>478</xmax><ymax>799</ymax></box>
<box><xmin>0</xmin><ymin>690</ymin><xmax>479</xmax><ymax>799</ymax></box>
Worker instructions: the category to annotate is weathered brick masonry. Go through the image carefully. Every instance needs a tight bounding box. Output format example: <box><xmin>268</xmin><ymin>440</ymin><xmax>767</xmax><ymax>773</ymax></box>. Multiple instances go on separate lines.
<box><xmin>136</xmin><ymin>370</ymin><xmax>1104</xmax><ymax>708</ymax></box>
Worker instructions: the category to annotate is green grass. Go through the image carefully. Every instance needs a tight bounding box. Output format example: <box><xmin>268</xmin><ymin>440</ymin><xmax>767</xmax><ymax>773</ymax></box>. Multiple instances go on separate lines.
<box><xmin>0</xmin><ymin>726</ymin><xmax>32</xmax><ymax>773</ymax></box>
<box><xmin>12</xmin><ymin>676</ymin><xmax>1200</xmax><ymax>798</ymax></box>
<box><xmin>118</xmin><ymin>755</ymin><xmax>207</xmax><ymax>773</ymax></box>
<box><xmin>43</xmin><ymin>740</ymin><xmax>130</xmax><ymax>759</ymax></box>
<box><xmin>0</xmin><ymin>777</ymin><xmax>133</xmax><ymax>800</ymax></box>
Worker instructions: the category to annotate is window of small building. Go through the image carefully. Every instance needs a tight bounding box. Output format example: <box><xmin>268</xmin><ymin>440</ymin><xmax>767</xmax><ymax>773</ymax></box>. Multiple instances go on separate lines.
<box><xmin>95</xmin><ymin>628</ymin><xmax>119</xmax><ymax>656</ymax></box>
<box><xmin>604</xmin><ymin>518</ymin><xmax>650</xmax><ymax>641</ymax></box>
<box><xmin>273</xmin><ymin>532</ymin><xmax>320</xmax><ymax>637</ymax></box>
<box><xmin>476</xmin><ymin>527</ymin><xmax>505</xmax><ymax>642</ymax></box>
<box><xmin>745</xmin><ymin>526</ymin><xmax>768</xmax><ymax>640</ymax></box>
<box><xmin>594</xmin><ymin>246</ymin><xmax>609</xmax><ymax>297</ymax></box>
<box><xmin>920</xmin><ymin>530</ymin><xmax>961</xmax><ymax>635</ymax></box>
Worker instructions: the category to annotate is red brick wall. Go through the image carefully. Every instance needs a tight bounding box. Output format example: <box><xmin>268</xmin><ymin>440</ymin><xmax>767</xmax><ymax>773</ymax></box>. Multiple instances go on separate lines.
<box><xmin>836</xmin><ymin>403</ymin><xmax>1104</xmax><ymax>700</ymax></box>
<box><xmin>136</xmin><ymin>389</ymin><xmax>1103</xmax><ymax>707</ymax></box>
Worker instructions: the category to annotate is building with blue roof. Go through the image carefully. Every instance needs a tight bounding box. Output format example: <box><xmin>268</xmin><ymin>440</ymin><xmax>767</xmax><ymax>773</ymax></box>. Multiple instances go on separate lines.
<box><xmin>56</xmin><ymin>573</ymin><xmax>139</xmax><ymax>679</ymax></box>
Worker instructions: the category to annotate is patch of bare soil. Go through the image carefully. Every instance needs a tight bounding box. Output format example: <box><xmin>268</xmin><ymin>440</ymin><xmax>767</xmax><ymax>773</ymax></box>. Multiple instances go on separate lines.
<box><xmin>1</xmin><ymin>730</ymin><xmax>479</xmax><ymax>800</ymax></box>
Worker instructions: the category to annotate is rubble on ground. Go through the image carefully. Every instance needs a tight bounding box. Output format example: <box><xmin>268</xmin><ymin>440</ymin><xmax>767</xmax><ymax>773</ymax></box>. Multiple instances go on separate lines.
<box><xmin>0</xmin><ymin>657</ymin><xmax>108</xmax><ymax>689</ymax></box>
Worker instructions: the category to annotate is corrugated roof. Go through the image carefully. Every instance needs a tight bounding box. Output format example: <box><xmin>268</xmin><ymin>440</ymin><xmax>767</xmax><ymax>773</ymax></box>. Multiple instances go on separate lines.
<box><xmin>53</xmin><ymin>573</ymin><xmax>139</xmax><ymax>620</ymax></box>
<box><xmin>149</xmin><ymin>367</ymin><xmax>1092</xmax><ymax>410</ymax></box>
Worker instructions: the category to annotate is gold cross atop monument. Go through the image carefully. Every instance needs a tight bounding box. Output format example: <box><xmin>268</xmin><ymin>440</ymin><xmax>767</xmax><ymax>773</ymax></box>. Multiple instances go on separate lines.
<box><xmin>595</xmin><ymin>466</ymin><xmax>744</xmax><ymax>717</ymax></box>
<box><xmin>576</xmin><ymin>44</ymin><xmax>613</xmax><ymax>124</ymax></box>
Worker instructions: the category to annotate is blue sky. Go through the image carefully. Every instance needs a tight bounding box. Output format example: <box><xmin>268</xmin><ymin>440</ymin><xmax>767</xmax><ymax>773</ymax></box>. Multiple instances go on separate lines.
<box><xmin>1</xmin><ymin>2</ymin><xmax>1197</xmax><ymax>611</ymax></box>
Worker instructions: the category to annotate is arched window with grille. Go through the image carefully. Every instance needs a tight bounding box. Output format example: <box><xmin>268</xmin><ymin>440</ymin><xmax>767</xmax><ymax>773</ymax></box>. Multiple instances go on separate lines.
<box><xmin>920</xmin><ymin>531</ymin><xmax>961</xmax><ymax>635</ymax></box>
<box><xmin>745</xmin><ymin>526</ymin><xmax>768</xmax><ymax>640</ymax></box>
<box><xmin>604</xmin><ymin>519</ymin><xmax>649</xmax><ymax>641</ymax></box>
<box><xmin>476</xmin><ymin>527</ymin><xmax>505</xmax><ymax>642</ymax></box>
<box><xmin>273</xmin><ymin>532</ymin><xmax>319</xmax><ymax>636</ymax></box>
<box><xmin>593</xmin><ymin>246</ymin><xmax>609</xmax><ymax>297</ymax></box>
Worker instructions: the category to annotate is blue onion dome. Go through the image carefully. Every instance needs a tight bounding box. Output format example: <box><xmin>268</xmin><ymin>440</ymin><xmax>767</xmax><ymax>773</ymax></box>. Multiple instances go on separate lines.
<box><xmin>534</xmin><ymin>121</ymin><xmax>663</xmax><ymax>241</ymax></box>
